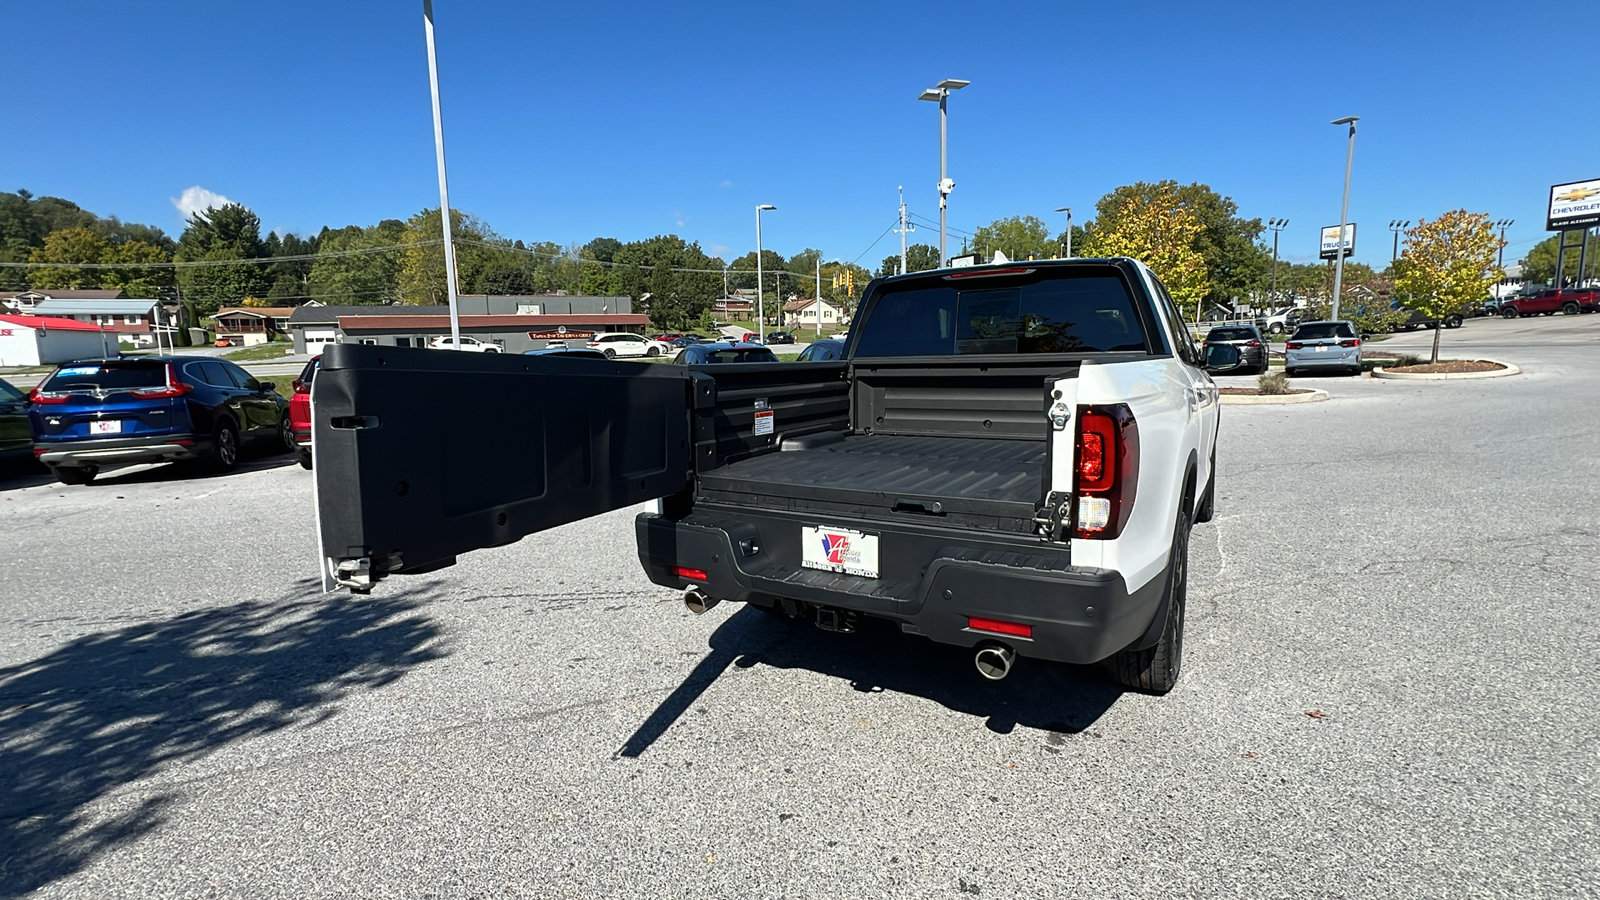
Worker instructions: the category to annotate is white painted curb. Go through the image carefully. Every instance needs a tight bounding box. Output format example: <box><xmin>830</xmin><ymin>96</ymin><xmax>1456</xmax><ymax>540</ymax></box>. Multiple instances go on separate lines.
<box><xmin>1220</xmin><ymin>389</ymin><xmax>1330</xmax><ymax>405</ymax></box>
<box><xmin>1372</xmin><ymin>359</ymin><xmax>1521</xmax><ymax>380</ymax></box>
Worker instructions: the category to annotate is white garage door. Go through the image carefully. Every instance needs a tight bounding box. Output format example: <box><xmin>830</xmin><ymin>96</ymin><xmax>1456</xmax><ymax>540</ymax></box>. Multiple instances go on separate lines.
<box><xmin>304</xmin><ymin>329</ymin><xmax>338</xmax><ymax>352</ymax></box>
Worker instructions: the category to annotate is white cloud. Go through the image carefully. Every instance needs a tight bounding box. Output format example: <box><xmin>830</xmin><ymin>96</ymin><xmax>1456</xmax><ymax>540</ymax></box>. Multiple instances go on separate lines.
<box><xmin>719</xmin><ymin>180</ymin><xmax>734</xmax><ymax>188</ymax></box>
<box><xmin>710</xmin><ymin>244</ymin><xmax>732</xmax><ymax>258</ymax></box>
<box><xmin>171</xmin><ymin>185</ymin><xmax>233</xmax><ymax>221</ymax></box>
<box><xmin>674</xmin><ymin>210</ymin><xmax>688</xmax><ymax>228</ymax></box>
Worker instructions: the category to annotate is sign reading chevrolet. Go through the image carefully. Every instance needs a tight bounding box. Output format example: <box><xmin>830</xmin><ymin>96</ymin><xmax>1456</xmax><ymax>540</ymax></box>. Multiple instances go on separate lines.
<box><xmin>1547</xmin><ymin>178</ymin><xmax>1600</xmax><ymax>231</ymax></box>
<box><xmin>1319</xmin><ymin>223</ymin><xmax>1355</xmax><ymax>261</ymax></box>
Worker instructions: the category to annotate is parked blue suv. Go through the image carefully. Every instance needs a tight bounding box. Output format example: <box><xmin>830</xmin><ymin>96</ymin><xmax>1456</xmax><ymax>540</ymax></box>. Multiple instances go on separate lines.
<box><xmin>29</xmin><ymin>356</ymin><xmax>293</xmax><ymax>484</ymax></box>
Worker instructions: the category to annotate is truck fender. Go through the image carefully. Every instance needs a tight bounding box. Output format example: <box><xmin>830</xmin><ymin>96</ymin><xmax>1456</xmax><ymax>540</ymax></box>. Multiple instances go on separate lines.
<box><xmin>1131</xmin><ymin>455</ymin><xmax>1196</xmax><ymax>652</ymax></box>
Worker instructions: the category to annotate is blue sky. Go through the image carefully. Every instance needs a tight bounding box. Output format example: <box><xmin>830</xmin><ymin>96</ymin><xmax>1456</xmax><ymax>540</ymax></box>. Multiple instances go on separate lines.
<box><xmin>10</xmin><ymin>0</ymin><xmax>1595</xmax><ymax>270</ymax></box>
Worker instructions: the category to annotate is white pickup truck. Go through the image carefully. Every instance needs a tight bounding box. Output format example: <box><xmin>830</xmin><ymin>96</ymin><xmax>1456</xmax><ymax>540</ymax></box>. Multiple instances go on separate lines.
<box><xmin>312</xmin><ymin>258</ymin><xmax>1243</xmax><ymax>693</ymax></box>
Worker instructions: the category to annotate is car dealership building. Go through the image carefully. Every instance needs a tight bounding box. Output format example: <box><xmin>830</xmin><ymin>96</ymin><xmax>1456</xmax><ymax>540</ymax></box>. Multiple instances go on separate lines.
<box><xmin>287</xmin><ymin>294</ymin><xmax>648</xmax><ymax>355</ymax></box>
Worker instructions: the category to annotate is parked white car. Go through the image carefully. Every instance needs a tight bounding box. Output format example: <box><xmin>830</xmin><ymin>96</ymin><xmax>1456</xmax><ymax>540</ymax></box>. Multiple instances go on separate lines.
<box><xmin>586</xmin><ymin>333</ymin><xmax>672</xmax><ymax>358</ymax></box>
<box><xmin>428</xmin><ymin>336</ymin><xmax>502</xmax><ymax>353</ymax></box>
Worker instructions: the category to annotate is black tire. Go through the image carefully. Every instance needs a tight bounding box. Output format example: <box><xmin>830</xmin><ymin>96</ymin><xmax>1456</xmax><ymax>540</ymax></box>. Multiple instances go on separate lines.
<box><xmin>1444</xmin><ymin>315</ymin><xmax>1463</xmax><ymax>328</ymax></box>
<box><xmin>603</xmin><ymin>348</ymin><xmax>616</xmax><ymax>359</ymax></box>
<box><xmin>646</xmin><ymin>346</ymin><xmax>661</xmax><ymax>357</ymax></box>
<box><xmin>1112</xmin><ymin>494</ymin><xmax>1190</xmax><ymax>694</ymax></box>
<box><xmin>1194</xmin><ymin>457</ymin><xmax>1216</xmax><ymax>524</ymax></box>
<box><xmin>207</xmin><ymin>420</ymin><xmax>239</xmax><ymax>474</ymax></box>
<box><xmin>1284</xmin><ymin>367</ymin><xmax>1297</xmax><ymax>378</ymax></box>
<box><xmin>1502</xmin><ymin>307</ymin><xmax>1518</xmax><ymax>319</ymax></box>
<box><xmin>1562</xmin><ymin>303</ymin><xmax>1579</xmax><ymax>316</ymax></box>
<box><xmin>276</xmin><ymin>414</ymin><xmax>296</xmax><ymax>454</ymax></box>
<box><xmin>297</xmin><ymin>448</ymin><xmax>313</xmax><ymax>470</ymax></box>
<box><xmin>52</xmin><ymin>465</ymin><xmax>98</xmax><ymax>485</ymax></box>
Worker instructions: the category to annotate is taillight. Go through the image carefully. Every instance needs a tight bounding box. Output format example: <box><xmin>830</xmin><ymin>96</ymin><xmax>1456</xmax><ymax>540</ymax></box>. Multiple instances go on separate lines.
<box><xmin>29</xmin><ymin>388</ymin><xmax>69</xmax><ymax>404</ymax></box>
<box><xmin>292</xmin><ymin>378</ymin><xmax>309</xmax><ymax>394</ymax></box>
<box><xmin>1246</xmin><ymin>340</ymin><xmax>1261</xmax><ymax>347</ymax></box>
<box><xmin>1072</xmin><ymin>404</ymin><xmax>1139</xmax><ymax>540</ymax></box>
<box><xmin>130</xmin><ymin>363</ymin><xmax>193</xmax><ymax>399</ymax></box>
<box><xmin>1339</xmin><ymin>339</ymin><xmax>1360</xmax><ymax>348</ymax></box>
<box><xmin>1285</xmin><ymin>341</ymin><xmax>1303</xmax><ymax>350</ymax></box>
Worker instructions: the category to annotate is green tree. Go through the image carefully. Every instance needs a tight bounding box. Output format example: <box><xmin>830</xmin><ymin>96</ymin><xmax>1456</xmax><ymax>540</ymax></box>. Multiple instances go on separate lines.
<box><xmin>877</xmin><ymin>243</ymin><xmax>940</xmax><ymax>277</ymax></box>
<box><xmin>394</xmin><ymin>207</ymin><xmax>499</xmax><ymax>304</ymax></box>
<box><xmin>1090</xmin><ymin>181</ymin><xmax>1268</xmax><ymax>307</ymax></box>
<box><xmin>612</xmin><ymin>235</ymin><xmax>724</xmax><ymax>330</ymax></box>
<box><xmin>972</xmin><ymin>215</ymin><xmax>1055</xmax><ymax>261</ymax></box>
<box><xmin>309</xmin><ymin>223</ymin><xmax>404</xmax><ymax>304</ymax></box>
<box><xmin>27</xmin><ymin>227</ymin><xmax>112</xmax><ymax>289</ymax></box>
<box><xmin>176</xmin><ymin>203</ymin><xmax>272</xmax><ymax>315</ymax></box>
<box><xmin>103</xmin><ymin>240</ymin><xmax>176</xmax><ymax>297</ymax></box>
<box><xmin>1520</xmin><ymin>230</ymin><xmax>1598</xmax><ymax>287</ymax></box>
<box><xmin>727</xmin><ymin>249</ymin><xmax>788</xmax><ymax>300</ymax></box>
<box><xmin>1393</xmin><ymin>211</ymin><xmax>1503</xmax><ymax>363</ymax></box>
<box><xmin>1081</xmin><ymin>184</ymin><xmax>1211</xmax><ymax>317</ymax></box>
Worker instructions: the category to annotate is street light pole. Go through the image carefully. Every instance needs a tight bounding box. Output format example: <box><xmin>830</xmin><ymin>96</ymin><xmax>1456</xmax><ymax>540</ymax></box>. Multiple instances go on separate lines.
<box><xmin>1268</xmin><ymin>218</ymin><xmax>1288</xmax><ymax>301</ymax></box>
<box><xmin>1388</xmin><ymin>220</ymin><xmax>1410</xmax><ymax>263</ymax></box>
<box><xmin>1495</xmin><ymin>218</ymin><xmax>1514</xmax><ymax>296</ymax></box>
<box><xmin>815</xmin><ymin>255</ymin><xmax>822</xmax><ymax>338</ymax></box>
<box><xmin>919</xmin><ymin>79</ymin><xmax>969</xmax><ymax>266</ymax></box>
<box><xmin>755</xmin><ymin>204</ymin><xmax>775</xmax><ymax>343</ymax></box>
<box><xmin>422</xmin><ymin>0</ymin><xmax>462</xmax><ymax>349</ymax></box>
<box><xmin>1329</xmin><ymin>116</ymin><xmax>1359</xmax><ymax>322</ymax></box>
<box><xmin>1055</xmin><ymin>206</ymin><xmax>1073</xmax><ymax>258</ymax></box>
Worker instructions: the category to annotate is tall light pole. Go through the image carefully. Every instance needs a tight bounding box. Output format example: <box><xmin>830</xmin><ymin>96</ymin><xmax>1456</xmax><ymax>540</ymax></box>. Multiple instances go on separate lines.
<box><xmin>1268</xmin><ymin>218</ymin><xmax>1289</xmax><ymax>302</ymax></box>
<box><xmin>1495</xmin><ymin>218</ymin><xmax>1514</xmax><ymax>296</ymax></box>
<box><xmin>814</xmin><ymin>255</ymin><xmax>822</xmax><ymax>337</ymax></box>
<box><xmin>1055</xmin><ymin>206</ymin><xmax>1073</xmax><ymax>258</ymax></box>
<box><xmin>755</xmin><ymin>204</ymin><xmax>775</xmax><ymax>343</ymax></box>
<box><xmin>1388</xmin><ymin>220</ymin><xmax>1411</xmax><ymax>263</ymax></box>
<box><xmin>1329</xmin><ymin>116</ymin><xmax>1359</xmax><ymax>321</ymax></box>
<box><xmin>918</xmin><ymin>78</ymin><xmax>969</xmax><ymax>266</ymax></box>
<box><xmin>422</xmin><ymin>0</ymin><xmax>462</xmax><ymax>348</ymax></box>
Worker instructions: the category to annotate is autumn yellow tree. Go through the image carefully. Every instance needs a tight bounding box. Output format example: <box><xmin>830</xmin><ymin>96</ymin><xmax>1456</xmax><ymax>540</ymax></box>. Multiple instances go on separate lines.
<box><xmin>1393</xmin><ymin>211</ymin><xmax>1504</xmax><ymax>363</ymax></box>
<box><xmin>1080</xmin><ymin>185</ymin><xmax>1210</xmax><ymax>318</ymax></box>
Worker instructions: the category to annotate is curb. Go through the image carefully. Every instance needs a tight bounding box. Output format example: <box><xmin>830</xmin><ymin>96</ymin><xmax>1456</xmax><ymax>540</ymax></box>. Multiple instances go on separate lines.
<box><xmin>1220</xmin><ymin>389</ymin><xmax>1330</xmax><ymax>405</ymax></box>
<box><xmin>1372</xmin><ymin>359</ymin><xmax>1521</xmax><ymax>380</ymax></box>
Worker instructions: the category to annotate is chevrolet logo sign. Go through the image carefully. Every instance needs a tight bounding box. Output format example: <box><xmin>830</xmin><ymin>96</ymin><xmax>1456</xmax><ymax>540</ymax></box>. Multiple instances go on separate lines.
<box><xmin>1555</xmin><ymin>187</ymin><xmax>1600</xmax><ymax>202</ymax></box>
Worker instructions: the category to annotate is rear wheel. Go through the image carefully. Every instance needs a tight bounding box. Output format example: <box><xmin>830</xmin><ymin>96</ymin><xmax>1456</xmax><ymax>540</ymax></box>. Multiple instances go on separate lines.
<box><xmin>1112</xmin><ymin>497</ymin><xmax>1189</xmax><ymax>694</ymax></box>
<box><xmin>1562</xmin><ymin>303</ymin><xmax>1579</xmax><ymax>315</ymax></box>
<box><xmin>277</xmin><ymin>414</ymin><xmax>296</xmax><ymax>454</ymax></box>
<box><xmin>603</xmin><ymin>348</ymin><xmax>616</xmax><ymax>359</ymax></box>
<box><xmin>207</xmin><ymin>420</ymin><xmax>239</xmax><ymax>474</ymax></box>
<box><xmin>51</xmin><ymin>465</ymin><xmax>98</xmax><ymax>485</ymax></box>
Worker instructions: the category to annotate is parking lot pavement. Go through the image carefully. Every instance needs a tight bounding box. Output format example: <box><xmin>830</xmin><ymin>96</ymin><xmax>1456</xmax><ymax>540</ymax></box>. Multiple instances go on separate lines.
<box><xmin>2</xmin><ymin>315</ymin><xmax>1597</xmax><ymax>898</ymax></box>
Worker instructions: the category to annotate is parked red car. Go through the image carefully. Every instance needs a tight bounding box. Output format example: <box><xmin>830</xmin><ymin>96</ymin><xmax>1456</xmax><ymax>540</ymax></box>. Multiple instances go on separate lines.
<box><xmin>1500</xmin><ymin>289</ymin><xmax>1600</xmax><ymax>317</ymax></box>
<box><xmin>288</xmin><ymin>355</ymin><xmax>319</xmax><ymax>469</ymax></box>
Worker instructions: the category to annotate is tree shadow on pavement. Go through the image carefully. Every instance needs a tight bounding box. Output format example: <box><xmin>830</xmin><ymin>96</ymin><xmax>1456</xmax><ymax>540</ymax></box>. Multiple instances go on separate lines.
<box><xmin>616</xmin><ymin>607</ymin><xmax>1122</xmax><ymax>758</ymax></box>
<box><xmin>0</xmin><ymin>581</ymin><xmax>445</xmax><ymax>897</ymax></box>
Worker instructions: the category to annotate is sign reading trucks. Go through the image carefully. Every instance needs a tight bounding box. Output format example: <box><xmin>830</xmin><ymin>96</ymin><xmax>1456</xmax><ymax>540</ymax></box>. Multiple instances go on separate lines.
<box><xmin>1547</xmin><ymin>179</ymin><xmax>1600</xmax><ymax>231</ymax></box>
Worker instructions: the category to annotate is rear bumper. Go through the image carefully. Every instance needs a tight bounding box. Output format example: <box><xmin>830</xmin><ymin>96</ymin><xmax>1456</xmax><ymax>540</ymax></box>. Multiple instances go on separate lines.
<box><xmin>35</xmin><ymin>434</ymin><xmax>206</xmax><ymax>467</ymax></box>
<box><xmin>1285</xmin><ymin>349</ymin><xmax>1359</xmax><ymax>368</ymax></box>
<box><xmin>635</xmin><ymin>509</ymin><xmax>1170</xmax><ymax>665</ymax></box>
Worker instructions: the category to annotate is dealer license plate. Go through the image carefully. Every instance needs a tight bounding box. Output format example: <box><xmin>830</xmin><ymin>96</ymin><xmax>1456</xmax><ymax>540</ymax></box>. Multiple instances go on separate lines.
<box><xmin>1316</xmin><ymin>345</ymin><xmax>1328</xmax><ymax>352</ymax></box>
<box><xmin>800</xmin><ymin>525</ymin><xmax>880</xmax><ymax>579</ymax></box>
<box><xmin>90</xmin><ymin>420</ymin><xmax>123</xmax><ymax>434</ymax></box>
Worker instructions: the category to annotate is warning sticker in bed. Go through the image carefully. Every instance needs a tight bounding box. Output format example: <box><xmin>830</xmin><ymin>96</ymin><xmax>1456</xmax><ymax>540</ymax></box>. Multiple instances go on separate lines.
<box><xmin>801</xmin><ymin>525</ymin><xmax>880</xmax><ymax>578</ymax></box>
<box><xmin>753</xmin><ymin>409</ymin><xmax>774</xmax><ymax>435</ymax></box>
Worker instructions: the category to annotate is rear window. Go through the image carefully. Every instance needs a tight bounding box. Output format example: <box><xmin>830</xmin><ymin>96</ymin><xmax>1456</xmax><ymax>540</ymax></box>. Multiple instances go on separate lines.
<box><xmin>699</xmin><ymin>348</ymin><xmax>778</xmax><ymax>364</ymax></box>
<box><xmin>44</xmin><ymin>361</ymin><xmax>167</xmax><ymax>391</ymax></box>
<box><xmin>1292</xmin><ymin>323</ymin><xmax>1355</xmax><ymax>340</ymax></box>
<box><xmin>1207</xmin><ymin>327</ymin><xmax>1257</xmax><ymax>341</ymax></box>
<box><xmin>853</xmin><ymin>269</ymin><xmax>1148</xmax><ymax>357</ymax></box>
<box><xmin>299</xmin><ymin>357</ymin><xmax>320</xmax><ymax>385</ymax></box>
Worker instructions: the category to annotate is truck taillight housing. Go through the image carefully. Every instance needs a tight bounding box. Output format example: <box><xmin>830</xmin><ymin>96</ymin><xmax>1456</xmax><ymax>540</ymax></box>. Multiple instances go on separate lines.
<box><xmin>1072</xmin><ymin>404</ymin><xmax>1139</xmax><ymax>540</ymax></box>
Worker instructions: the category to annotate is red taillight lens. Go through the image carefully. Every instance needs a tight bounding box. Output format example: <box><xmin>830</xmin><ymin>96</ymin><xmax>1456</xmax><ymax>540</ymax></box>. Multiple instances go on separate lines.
<box><xmin>1285</xmin><ymin>341</ymin><xmax>1303</xmax><ymax>350</ymax></box>
<box><xmin>967</xmin><ymin>616</ymin><xmax>1033</xmax><ymax>638</ymax></box>
<box><xmin>1246</xmin><ymin>340</ymin><xmax>1261</xmax><ymax>346</ymax></box>
<box><xmin>29</xmin><ymin>388</ymin><xmax>68</xmax><ymax>404</ymax></box>
<box><xmin>1339</xmin><ymin>339</ymin><xmax>1360</xmax><ymax>348</ymax></box>
<box><xmin>671</xmin><ymin>565</ymin><xmax>708</xmax><ymax>582</ymax></box>
<box><xmin>1072</xmin><ymin>404</ymin><xmax>1139</xmax><ymax>540</ymax></box>
<box><xmin>292</xmin><ymin>378</ymin><xmax>309</xmax><ymax>394</ymax></box>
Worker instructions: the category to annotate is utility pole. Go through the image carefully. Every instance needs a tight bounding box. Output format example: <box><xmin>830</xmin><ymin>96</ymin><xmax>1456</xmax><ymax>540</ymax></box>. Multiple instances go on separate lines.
<box><xmin>1329</xmin><ymin>116</ymin><xmax>1359</xmax><ymax>322</ymax></box>
<box><xmin>896</xmin><ymin>186</ymin><xmax>913</xmax><ymax>275</ymax></box>
<box><xmin>1268</xmin><ymin>218</ymin><xmax>1288</xmax><ymax>302</ymax></box>
<box><xmin>422</xmin><ymin>0</ymin><xmax>462</xmax><ymax>349</ymax></box>
<box><xmin>1494</xmin><ymin>219</ymin><xmax>1513</xmax><ymax>297</ymax></box>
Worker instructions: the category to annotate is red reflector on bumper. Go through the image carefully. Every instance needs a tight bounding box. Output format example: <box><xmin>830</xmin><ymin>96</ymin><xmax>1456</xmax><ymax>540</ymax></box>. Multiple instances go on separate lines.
<box><xmin>671</xmin><ymin>566</ymin><xmax>708</xmax><ymax>582</ymax></box>
<box><xmin>968</xmin><ymin>616</ymin><xmax>1032</xmax><ymax>638</ymax></box>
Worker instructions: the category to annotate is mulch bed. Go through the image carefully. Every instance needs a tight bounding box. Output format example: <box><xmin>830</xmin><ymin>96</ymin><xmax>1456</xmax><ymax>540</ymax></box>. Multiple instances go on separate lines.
<box><xmin>1218</xmin><ymin>387</ymin><xmax>1315</xmax><ymax>396</ymax></box>
<box><xmin>1381</xmin><ymin>360</ymin><xmax>1506</xmax><ymax>374</ymax></box>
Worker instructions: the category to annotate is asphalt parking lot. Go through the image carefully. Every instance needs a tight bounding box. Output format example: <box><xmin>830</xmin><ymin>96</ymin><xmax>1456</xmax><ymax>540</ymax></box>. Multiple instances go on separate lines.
<box><xmin>2</xmin><ymin>314</ymin><xmax>1596</xmax><ymax>898</ymax></box>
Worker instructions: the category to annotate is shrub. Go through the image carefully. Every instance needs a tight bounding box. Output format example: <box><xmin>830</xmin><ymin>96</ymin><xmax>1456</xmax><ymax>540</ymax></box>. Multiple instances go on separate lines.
<box><xmin>1258</xmin><ymin>370</ymin><xmax>1291</xmax><ymax>394</ymax></box>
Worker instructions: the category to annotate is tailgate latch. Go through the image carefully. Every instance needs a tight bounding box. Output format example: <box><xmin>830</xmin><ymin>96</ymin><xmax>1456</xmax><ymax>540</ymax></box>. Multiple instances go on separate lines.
<box><xmin>1048</xmin><ymin>400</ymin><xmax>1072</xmax><ymax>431</ymax></box>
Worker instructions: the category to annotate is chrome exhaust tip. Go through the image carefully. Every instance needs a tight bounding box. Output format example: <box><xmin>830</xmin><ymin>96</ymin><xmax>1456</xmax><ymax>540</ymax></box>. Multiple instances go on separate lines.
<box><xmin>684</xmin><ymin>587</ymin><xmax>719</xmax><ymax>615</ymax></box>
<box><xmin>974</xmin><ymin>645</ymin><xmax>1015</xmax><ymax>681</ymax></box>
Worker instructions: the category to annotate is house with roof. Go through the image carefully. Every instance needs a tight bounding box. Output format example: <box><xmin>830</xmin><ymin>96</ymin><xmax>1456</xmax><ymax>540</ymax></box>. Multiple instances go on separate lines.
<box><xmin>1</xmin><ymin>288</ymin><xmax>129</xmax><ymax>315</ymax></box>
<box><xmin>28</xmin><ymin>298</ymin><xmax>172</xmax><ymax>348</ymax></box>
<box><xmin>213</xmin><ymin>307</ymin><xmax>297</xmax><ymax>346</ymax></box>
<box><xmin>287</xmin><ymin>295</ymin><xmax>645</xmax><ymax>354</ymax></box>
<box><xmin>0</xmin><ymin>314</ymin><xmax>118</xmax><ymax>366</ymax></box>
<box><xmin>781</xmin><ymin>296</ymin><xmax>844</xmax><ymax>328</ymax></box>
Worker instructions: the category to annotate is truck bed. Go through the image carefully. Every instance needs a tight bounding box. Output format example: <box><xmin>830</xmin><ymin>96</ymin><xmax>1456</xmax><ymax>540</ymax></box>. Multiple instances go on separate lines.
<box><xmin>696</xmin><ymin>433</ymin><xmax>1046</xmax><ymax>534</ymax></box>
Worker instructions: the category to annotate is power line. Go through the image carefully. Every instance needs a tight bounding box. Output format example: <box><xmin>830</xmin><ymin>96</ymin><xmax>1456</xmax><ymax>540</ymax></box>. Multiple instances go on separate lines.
<box><xmin>0</xmin><ymin>240</ymin><xmax>442</xmax><ymax>270</ymax></box>
<box><xmin>851</xmin><ymin>219</ymin><xmax>902</xmax><ymax>265</ymax></box>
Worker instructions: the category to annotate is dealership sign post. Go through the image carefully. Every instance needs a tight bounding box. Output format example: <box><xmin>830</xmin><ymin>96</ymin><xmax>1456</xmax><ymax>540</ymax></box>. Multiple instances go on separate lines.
<box><xmin>1319</xmin><ymin>224</ymin><xmax>1356</xmax><ymax>261</ymax></box>
<box><xmin>1548</xmin><ymin>179</ymin><xmax>1600</xmax><ymax>288</ymax></box>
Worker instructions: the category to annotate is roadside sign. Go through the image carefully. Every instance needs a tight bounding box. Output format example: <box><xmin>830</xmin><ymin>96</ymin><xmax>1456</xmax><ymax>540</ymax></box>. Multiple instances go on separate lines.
<box><xmin>1547</xmin><ymin>179</ymin><xmax>1600</xmax><ymax>231</ymax></box>
<box><xmin>1319</xmin><ymin>224</ymin><xmax>1356</xmax><ymax>260</ymax></box>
